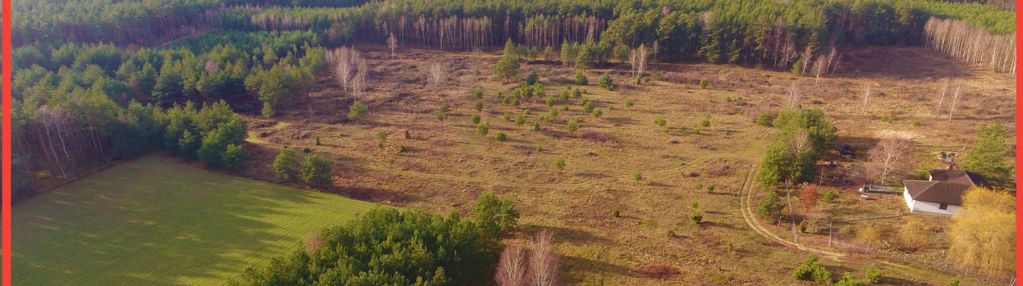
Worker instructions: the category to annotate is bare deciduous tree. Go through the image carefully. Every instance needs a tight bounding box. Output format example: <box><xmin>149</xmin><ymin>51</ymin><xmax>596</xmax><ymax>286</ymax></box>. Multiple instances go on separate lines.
<box><xmin>327</xmin><ymin>47</ymin><xmax>360</xmax><ymax>93</ymax></box>
<box><xmin>629</xmin><ymin>44</ymin><xmax>648</xmax><ymax>82</ymax></box>
<box><xmin>866</xmin><ymin>136</ymin><xmax>914</xmax><ymax>185</ymax></box>
<box><xmin>935</xmin><ymin>79</ymin><xmax>950</xmax><ymax>115</ymax></box>
<box><xmin>785</xmin><ymin>81</ymin><xmax>801</xmax><ymax>108</ymax></box>
<box><xmin>428</xmin><ymin>62</ymin><xmax>445</xmax><ymax>86</ymax></box>
<box><xmin>947</xmin><ymin>84</ymin><xmax>962</xmax><ymax>122</ymax></box>
<box><xmin>527</xmin><ymin>231</ymin><xmax>559</xmax><ymax>286</ymax></box>
<box><xmin>387</xmin><ymin>32</ymin><xmax>399</xmax><ymax>58</ymax></box>
<box><xmin>861</xmin><ymin>82</ymin><xmax>872</xmax><ymax>112</ymax></box>
<box><xmin>352</xmin><ymin>58</ymin><xmax>368</xmax><ymax>96</ymax></box>
<box><xmin>495</xmin><ymin>245</ymin><xmax>528</xmax><ymax>286</ymax></box>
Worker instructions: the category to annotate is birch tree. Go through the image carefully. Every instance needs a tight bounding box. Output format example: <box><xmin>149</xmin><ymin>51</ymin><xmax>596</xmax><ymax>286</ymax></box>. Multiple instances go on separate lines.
<box><xmin>866</xmin><ymin>136</ymin><xmax>913</xmax><ymax>185</ymax></box>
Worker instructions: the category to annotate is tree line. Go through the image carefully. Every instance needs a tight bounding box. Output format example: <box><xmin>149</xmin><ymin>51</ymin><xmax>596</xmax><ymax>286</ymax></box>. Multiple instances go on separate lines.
<box><xmin>15</xmin><ymin>1</ymin><xmax>1015</xmax><ymax>73</ymax></box>
<box><xmin>10</xmin><ymin>31</ymin><xmax>328</xmax><ymax>196</ymax></box>
<box><xmin>232</xmin><ymin>193</ymin><xmax>521</xmax><ymax>285</ymax></box>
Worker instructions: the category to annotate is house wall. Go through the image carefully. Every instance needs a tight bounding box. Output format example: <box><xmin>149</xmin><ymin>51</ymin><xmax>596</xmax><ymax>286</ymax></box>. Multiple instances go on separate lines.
<box><xmin>903</xmin><ymin>187</ymin><xmax>960</xmax><ymax>216</ymax></box>
<box><xmin>902</xmin><ymin>188</ymin><xmax>915</xmax><ymax>210</ymax></box>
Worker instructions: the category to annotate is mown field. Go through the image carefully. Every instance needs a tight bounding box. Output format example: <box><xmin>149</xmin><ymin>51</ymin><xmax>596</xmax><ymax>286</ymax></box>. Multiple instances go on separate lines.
<box><xmin>11</xmin><ymin>155</ymin><xmax>382</xmax><ymax>286</ymax></box>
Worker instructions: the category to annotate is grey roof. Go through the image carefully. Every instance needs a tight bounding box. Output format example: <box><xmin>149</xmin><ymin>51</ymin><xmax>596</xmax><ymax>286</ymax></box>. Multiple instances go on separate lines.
<box><xmin>903</xmin><ymin>170</ymin><xmax>979</xmax><ymax>205</ymax></box>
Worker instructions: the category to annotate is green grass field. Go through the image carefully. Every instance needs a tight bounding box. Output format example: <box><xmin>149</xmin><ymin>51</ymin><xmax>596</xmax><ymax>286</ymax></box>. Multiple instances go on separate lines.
<box><xmin>12</xmin><ymin>155</ymin><xmax>382</xmax><ymax>285</ymax></box>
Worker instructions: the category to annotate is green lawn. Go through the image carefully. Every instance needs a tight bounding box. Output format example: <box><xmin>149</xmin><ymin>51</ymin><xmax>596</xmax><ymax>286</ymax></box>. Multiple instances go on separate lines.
<box><xmin>12</xmin><ymin>155</ymin><xmax>382</xmax><ymax>285</ymax></box>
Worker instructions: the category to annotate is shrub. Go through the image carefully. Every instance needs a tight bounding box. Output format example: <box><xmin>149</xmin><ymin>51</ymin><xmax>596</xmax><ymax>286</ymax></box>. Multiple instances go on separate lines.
<box><xmin>554</xmin><ymin>158</ymin><xmax>566</xmax><ymax>170</ymax></box>
<box><xmin>598</xmin><ymin>73</ymin><xmax>614</xmax><ymax>90</ymax></box>
<box><xmin>272</xmin><ymin>147</ymin><xmax>300</xmax><ymax>181</ymax></box>
<box><xmin>495</xmin><ymin>132</ymin><xmax>508</xmax><ymax>142</ymax></box>
<box><xmin>515</xmin><ymin>115</ymin><xmax>526</xmax><ymax>126</ymax></box>
<box><xmin>611</xmin><ymin>209</ymin><xmax>620</xmax><ymax>218</ymax></box>
<box><xmin>947</xmin><ymin>277</ymin><xmax>960</xmax><ymax>286</ymax></box>
<box><xmin>436</xmin><ymin>102</ymin><xmax>449</xmax><ymax>121</ymax></box>
<box><xmin>575</xmin><ymin>71</ymin><xmax>588</xmax><ymax>85</ymax></box>
<box><xmin>625</xmin><ymin>99</ymin><xmax>634</xmax><ymax>107</ymax></box>
<box><xmin>223</xmin><ymin>144</ymin><xmax>247</xmax><ymax>171</ymax></box>
<box><xmin>633</xmin><ymin>172</ymin><xmax>643</xmax><ymax>181</ymax></box>
<box><xmin>376</xmin><ymin>131</ymin><xmax>389</xmax><ymax>149</ymax></box>
<box><xmin>701</xmin><ymin>115</ymin><xmax>711</xmax><ymax>128</ymax></box>
<box><xmin>474</xmin><ymin>87</ymin><xmax>484</xmax><ymax>99</ymax></box>
<box><xmin>756</xmin><ymin>112</ymin><xmax>776</xmax><ymax>127</ymax></box>
<box><xmin>792</xmin><ymin>255</ymin><xmax>831</xmax><ymax>284</ymax></box>
<box><xmin>583</xmin><ymin>101</ymin><xmax>595</xmax><ymax>113</ymax></box>
<box><xmin>757</xmin><ymin>191</ymin><xmax>784</xmax><ymax>220</ymax></box>
<box><xmin>566</xmin><ymin>121</ymin><xmax>579</xmax><ymax>135</ymax></box>
<box><xmin>470</xmin><ymin>114</ymin><xmax>481</xmax><ymax>124</ymax></box>
<box><xmin>592</xmin><ymin>109</ymin><xmax>603</xmax><ymax>118</ymax></box>
<box><xmin>655</xmin><ymin>117</ymin><xmax>667</xmax><ymax>127</ymax></box>
<box><xmin>690</xmin><ymin>211</ymin><xmax>703</xmax><ymax>225</ymax></box>
<box><xmin>261</xmin><ymin>102</ymin><xmax>275</xmax><ymax>118</ymax></box>
<box><xmin>572</xmin><ymin>88</ymin><xmax>582</xmax><ymax>98</ymax></box>
<box><xmin>477</xmin><ymin>122</ymin><xmax>490</xmax><ymax>135</ymax></box>
<box><xmin>532</xmin><ymin>122</ymin><xmax>541</xmax><ymax>131</ymax></box>
<box><xmin>699</xmin><ymin>79</ymin><xmax>709</xmax><ymax>89</ymax></box>
<box><xmin>303</xmin><ymin>147</ymin><xmax>311</xmax><ymax>153</ymax></box>
<box><xmin>525</xmin><ymin>72</ymin><xmax>539</xmax><ymax>85</ymax></box>
<box><xmin>695</xmin><ymin>183</ymin><xmax>704</xmax><ymax>190</ymax></box>
<box><xmin>864</xmin><ymin>266</ymin><xmax>882</xmax><ymax>284</ymax></box>
<box><xmin>473</xmin><ymin>192</ymin><xmax>519</xmax><ymax>236</ymax></box>
<box><xmin>821</xmin><ymin>190</ymin><xmax>838</xmax><ymax>203</ymax></box>
<box><xmin>474</xmin><ymin>100</ymin><xmax>484</xmax><ymax>111</ymax></box>
<box><xmin>347</xmin><ymin>101</ymin><xmax>368</xmax><ymax>120</ymax></box>
<box><xmin>301</xmin><ymin>154</ymin><xmax>333</xmax><ymax>186</ymax></box>
<box><xmin>835</xmin><ymin>272</ymin><xmax>866</xmax><ymax>286</ymax></box>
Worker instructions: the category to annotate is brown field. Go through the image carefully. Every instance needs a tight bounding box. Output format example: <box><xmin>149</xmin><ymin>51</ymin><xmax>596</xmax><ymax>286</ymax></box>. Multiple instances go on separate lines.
<box><xmin>239</xmin><ymin>45</ymin><xmax>1014</xmax><ymax>285</ymax></box>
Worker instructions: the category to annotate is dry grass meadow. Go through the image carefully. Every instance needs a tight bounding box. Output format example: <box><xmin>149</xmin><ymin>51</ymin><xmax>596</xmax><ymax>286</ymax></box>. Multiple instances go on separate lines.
<box><xmin>238</xmin><ymin>45</ymin><xmax>1014</xmax><ymax>285</ymax></box>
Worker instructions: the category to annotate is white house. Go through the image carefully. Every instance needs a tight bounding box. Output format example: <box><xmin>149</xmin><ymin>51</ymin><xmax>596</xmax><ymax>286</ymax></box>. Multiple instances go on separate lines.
<box><xmin>902</xmin><ymin>169</ymin><xmax>981</xmax><ymax>216</ymax></box>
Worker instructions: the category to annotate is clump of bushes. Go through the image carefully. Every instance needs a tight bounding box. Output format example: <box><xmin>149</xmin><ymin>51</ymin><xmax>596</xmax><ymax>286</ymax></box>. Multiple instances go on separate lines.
<box><xmin>566</xmin><ymin>121</ymin><xmax>579</xmax><ymax>135</ymax></box>
<box><xmin>235</xmin><ymin>194</ymin><xmax>518</xmax><ymax>285</ymax></box>
<box><xmin>477</xmin><ymin>122</ymin><xmax>490</xmax><ymax>135</ymax></box>
<box><xmin>792</xmin><ymin>255</ymin><xmax>831</xmax><ymax>284</ymax></box>
<box><xmin>756</xmin><ymin>112</ymin><xmax>776</xmax><ymax>127</ymax></box>
<box><xmin>348</xmin><ymin>101</ymin><xmax>368</xmax><ymax>120</ymax></box>
<box><xmin>495</xmin><ymin>132</ymin><xmax>508</xmax><ymax>142</ymax></box>
<box><xmin>690</xmin><ymin>210</ymin><xmax>703</xmax><ymax>225</ymax></box>
<box><xmin>821</xmin><ymin>190</ymin><xmax>838</xmax><ymax>203</ymax></box>
<box><xmin>598</xmin><ymin>73</ymin><xmax>614</xmax><ymax>90</ymax></box>
<box><xmin>301</xmin><ymin>154</ymin><xmax>333</xmax><ymax>186</ymax></box>
<box><xmin>575</xmin><ymin>71</ymin><xmax>588</xmax><ymax>85</ymax></box>
<box><xmin>273</xmin><ymin>147</ymin><xmax>300</xmax><ymax>181</ymax></box>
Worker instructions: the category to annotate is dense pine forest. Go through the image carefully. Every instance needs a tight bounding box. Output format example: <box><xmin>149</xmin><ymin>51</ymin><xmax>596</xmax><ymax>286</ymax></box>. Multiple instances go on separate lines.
<box><xmin>10</xmin><ymin>0</ymin><xmax>1015</xmax><ymax>196</ymax></box>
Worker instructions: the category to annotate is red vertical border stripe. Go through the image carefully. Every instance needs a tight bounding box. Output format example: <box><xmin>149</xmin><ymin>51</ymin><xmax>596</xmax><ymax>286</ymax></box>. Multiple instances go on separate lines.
<box><xmin>1016</xmin><ymin>0</ymin><xmax>1022</xmax><ymax>283</ymax></box>
<box><xmin>2</xmin><ymin>0</ymin><xmax>12</xmax><ymax>282</ymax></box>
